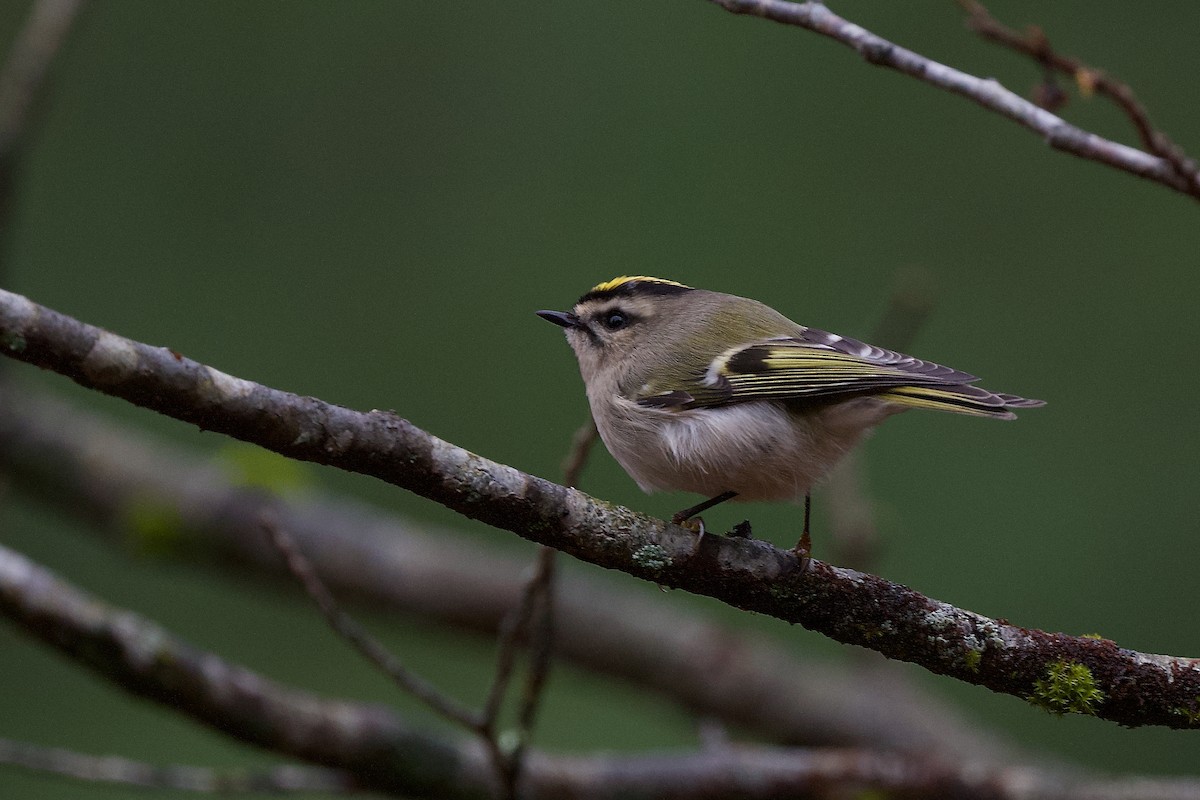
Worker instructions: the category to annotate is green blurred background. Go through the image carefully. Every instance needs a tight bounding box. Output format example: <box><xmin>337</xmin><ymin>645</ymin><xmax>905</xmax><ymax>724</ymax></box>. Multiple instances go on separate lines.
<box><xmin>2</xmin><ymin>0</ymin><xmax>1199</xmax><ymax>795</ymax></box>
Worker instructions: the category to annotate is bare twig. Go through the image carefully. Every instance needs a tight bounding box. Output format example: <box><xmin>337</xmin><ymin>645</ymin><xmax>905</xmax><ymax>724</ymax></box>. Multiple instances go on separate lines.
<box><xmin>479</xmin><ymin>553</ymin><xmax>548</xmax><ymax>799</ymax></box>
<box><xmin>561</xmin><ymin>417</ymin><xmax>598</xmax><ymax>490</ymax></box>
<box><xmin>0</xmin><ymin>384</ymin><xmax>1022</xmax><ymax>762</ymax></box>
<box><xmin>3</xmin><ymin>287</ymin><xmax>1199</xmax><ymax>728</ymax></box>
<box><xmin>705</xmin><ymin>0</ymin><xmax>1200</xmax><ymax>200</ymax></box>
<box><xmin>0</xmin><ymin>737</ymin><xmax>358</xmax><ymax>794</ymax></box>
<box><xmin>509</xmin><ymin>545</ymin><xmax>556</xmax><ymax>789</ymax></box>
<box><xmin>261</xmin><ymin>515</ymin><xmax>481</xmax><ymax>730</ymax></box>
<box><xmin>265</xmin><ymin>514</ymin><xmax>539</xmax><ymax>797</ymax></box>
<box><xmin>959</xmin><ymin>0</ymin><xmax>1200</xmax><ymax>192</ymax></box>
<box><xmin>485</xmin><ymin>418</ymin><xmax>590</xmax><ymax>796</ymax></box>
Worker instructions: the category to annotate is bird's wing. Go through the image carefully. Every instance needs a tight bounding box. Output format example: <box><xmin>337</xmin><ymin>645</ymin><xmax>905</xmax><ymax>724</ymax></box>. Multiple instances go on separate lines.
<box><xmin>634</xmin><ymin>328</ymin><xmax>1036</xmax><ymax>418</ymax></box>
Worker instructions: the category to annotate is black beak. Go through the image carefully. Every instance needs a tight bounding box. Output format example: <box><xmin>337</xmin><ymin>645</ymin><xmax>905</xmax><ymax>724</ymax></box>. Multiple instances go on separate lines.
<box><xmin>536</xmin><ymin>309</ymin><xmax>580</xmax><ymax>329</ymax></box>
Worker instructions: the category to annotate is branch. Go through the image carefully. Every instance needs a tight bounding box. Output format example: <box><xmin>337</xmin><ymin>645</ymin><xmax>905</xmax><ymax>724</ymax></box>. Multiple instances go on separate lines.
<box><xmin>704</xmin><ymin>0</ymin><xmax>1200</xmax><ymax>200</ymax></box>
<box><xmin>0</xmin><ymin>738</ymin><xmax>358</xmax><ymax>794</ymax></box>
<box><xmin>1</xmin><ymin>288</ymin><xmax>1197</xmax><ymax>728</ymax></box>
<box><xmin>0</xmin><ymin>383</ymin><xmax>1018</xmax><ymax>762</ymax></box>
<box><xmin>959</xmin><ymin>0</ymin><xmax>1200</xmax><ymax>191</ymax></box>
<box><xmin>0</xmin><ymin>540</ymin><xmax>487</xmax><ymax>797</ymax></box>
<box><xmin>7</xmin><ymin>541</ymin><xmax>1200</xmax><ymax>800</ymax></box>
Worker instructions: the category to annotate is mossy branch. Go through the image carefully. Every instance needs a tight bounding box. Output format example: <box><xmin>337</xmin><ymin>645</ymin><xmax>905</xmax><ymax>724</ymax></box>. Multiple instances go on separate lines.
<box><xmin>9</xmin><ymin>540</ymin><xmax>1200</xmax><ymax>799</ymax></box>
<box><xmin>1</xmin><ymin>286</ymin><xmax>1198</xmax><ymax>729</ymax></box>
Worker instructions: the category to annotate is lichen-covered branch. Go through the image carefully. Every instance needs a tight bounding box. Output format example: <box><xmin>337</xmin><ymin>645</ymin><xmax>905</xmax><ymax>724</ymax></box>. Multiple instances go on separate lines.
<box><xmin>0</xmin><ymin>385</ymin><xmax>1016</xmax><ymax>762</ymax></box>
<box><xmin>9</xmin><ymin>541</ymin><xmax>1200</xmax><ymax>800</ymax></box>
<box><xmin>1</xmin><ymin>287</ymin><xmax>1198</xmax><ymax>728</ymax></box>
<box><xmin>704</xmin><ymin>0</ymin><xmax>1200</xmax><ymax>200</ymax></box>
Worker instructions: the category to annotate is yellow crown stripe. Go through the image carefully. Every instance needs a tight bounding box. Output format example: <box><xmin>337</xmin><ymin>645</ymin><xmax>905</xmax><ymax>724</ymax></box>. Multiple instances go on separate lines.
<box><xmin>589</xmin><ymin>276</ymin><xmax>691</xmax><ymax>293</ymax></box>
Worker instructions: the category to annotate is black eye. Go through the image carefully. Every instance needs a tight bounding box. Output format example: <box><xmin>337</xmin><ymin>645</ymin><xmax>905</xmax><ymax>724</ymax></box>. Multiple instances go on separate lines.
<box><xmin>602</xmin><ymin>311</ymin><xmax>628</xmax><ymax>330</ymax></box>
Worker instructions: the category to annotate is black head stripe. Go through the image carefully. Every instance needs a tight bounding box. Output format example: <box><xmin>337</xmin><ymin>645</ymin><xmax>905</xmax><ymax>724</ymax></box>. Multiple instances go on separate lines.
<box><xmin>577</xmin><ymin>277</ymin><xmax>693</xmax><ymax>306</ymax></box>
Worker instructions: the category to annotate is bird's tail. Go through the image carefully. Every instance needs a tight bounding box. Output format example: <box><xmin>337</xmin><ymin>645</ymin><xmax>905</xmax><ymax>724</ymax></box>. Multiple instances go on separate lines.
<box><xmin>878</xmin><ymin>385</ymin><xmax>1045</xmax><ymax>420</ymax></box>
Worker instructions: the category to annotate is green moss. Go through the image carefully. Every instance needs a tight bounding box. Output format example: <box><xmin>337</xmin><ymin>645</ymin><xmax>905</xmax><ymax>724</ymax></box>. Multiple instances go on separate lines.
<box><xmin>1171</xmin><ymin>697</ymin><xmax>1200</xmax><ymax>725</ymax></box>
<box><xmin>1080</xmin><ymin>632</ymin><xmax>1106</xmax><ymax>640</ymax></box>
<box><xmin>963</xmin><ymin>647</ymin><xmax>982</xmax><ymax>673</ymax></box>
<box><xmin>631</xmin><ymin>544</ymin><xmax>671</xmax><ymax>572</ymax></box>
<box><xmin>768</xmin><ymin>584</ymin><xmax>796</xmax><ymax>601</ymax></box>
<box><xmin>1028</xmin><ymin>660</ymin><xmax>1105</xmax><ymax>716</ymax></box>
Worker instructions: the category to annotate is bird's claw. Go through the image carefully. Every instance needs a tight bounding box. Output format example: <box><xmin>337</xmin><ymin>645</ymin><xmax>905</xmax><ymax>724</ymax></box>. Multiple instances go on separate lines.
<box><xmin>791</xmin><ymin>529</ymin><xmax>813</xmax><ymax>574</ymax></box>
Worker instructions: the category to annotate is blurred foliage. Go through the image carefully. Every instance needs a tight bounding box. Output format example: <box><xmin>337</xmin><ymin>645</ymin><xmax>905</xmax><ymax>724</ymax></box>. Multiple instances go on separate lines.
<box><xmin>2</xmin><ymin>1</ymin><xmax>1200</xmax><ymax>795</ymax></box>
<box><xmin>215</xmin><ymin>441</ymin><xmax>314</xmax><ymax>496</ymax></box>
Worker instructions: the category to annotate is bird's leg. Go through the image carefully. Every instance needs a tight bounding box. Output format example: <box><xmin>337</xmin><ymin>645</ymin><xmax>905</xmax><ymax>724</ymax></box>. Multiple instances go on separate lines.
<box><xmin>672</xmin><ymin>491</ymin><xmax>738</xmax><ymax>553</ymax></box>
<box><xmin>671</xmin><ymin>490</ymin><xmax>738</xmax><ymax>527</ymax></box>
<box><xmin>792</xmin><ymin>492</ymin><xmax>813</xmax><ymax>572</ymax></box>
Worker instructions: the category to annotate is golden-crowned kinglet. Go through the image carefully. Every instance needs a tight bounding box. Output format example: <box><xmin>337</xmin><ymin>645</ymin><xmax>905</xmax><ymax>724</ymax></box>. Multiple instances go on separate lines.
<box><xmin>537</xmin><ymin>276</ymin><xmax>1043</xmax><ymax>557</ymax></box>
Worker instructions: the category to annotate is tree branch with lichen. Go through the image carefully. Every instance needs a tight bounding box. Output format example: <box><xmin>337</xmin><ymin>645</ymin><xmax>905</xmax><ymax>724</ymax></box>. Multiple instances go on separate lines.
<box><xmin>0</xmin><ymin>383</ymin><xmax>1019</xmax><ymax>761</ymax></box>
<box><xmin>2</xmin><ymin>287</ymin><xmax>1198</xmax><ymax>729</ymax></box>
<box><xmin>8</xmin><ymin>539</ymin><xmax>1200</xmax><ymax>800</ymax></box>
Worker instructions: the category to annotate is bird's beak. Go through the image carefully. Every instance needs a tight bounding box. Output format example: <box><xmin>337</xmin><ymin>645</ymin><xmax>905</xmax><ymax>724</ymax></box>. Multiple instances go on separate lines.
<box><xmin>536</xmin><ymin>310</ymin><xmax>580</xmax><ymax>329</ymax></box>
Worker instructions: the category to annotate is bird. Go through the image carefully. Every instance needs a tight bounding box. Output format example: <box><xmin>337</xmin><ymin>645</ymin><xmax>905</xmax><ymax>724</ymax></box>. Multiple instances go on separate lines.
<box><xmin>537</xmin><ymin>275</ymin><xmax>1043</xmax><ymax>561</ymax></box>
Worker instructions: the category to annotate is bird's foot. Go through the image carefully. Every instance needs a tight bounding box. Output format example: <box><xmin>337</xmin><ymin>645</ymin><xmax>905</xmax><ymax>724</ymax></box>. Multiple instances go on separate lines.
<box><xmin>791</xmin><ymin>529</ymin><xmax>813</xmax><ymax>574</ymax></box>
<box><xmin>671</xmin><ymin>515</ymin><xmax>707</xmax><ymax>555</ymax></box>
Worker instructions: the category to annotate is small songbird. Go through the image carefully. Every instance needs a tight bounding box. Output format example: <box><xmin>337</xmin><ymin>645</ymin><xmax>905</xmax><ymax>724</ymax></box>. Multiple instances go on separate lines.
<box><xmin>537</xmin><ymin>276</ymin><xmax>1043</xmax><ymax>559</ymax></box>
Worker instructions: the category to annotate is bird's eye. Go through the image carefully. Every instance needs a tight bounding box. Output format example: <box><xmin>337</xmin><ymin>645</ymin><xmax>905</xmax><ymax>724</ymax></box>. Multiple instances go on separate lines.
<box><xmin>602</xmin><ymin>311</ymin><xmax>628</xmax><ymax>331</ymax></box>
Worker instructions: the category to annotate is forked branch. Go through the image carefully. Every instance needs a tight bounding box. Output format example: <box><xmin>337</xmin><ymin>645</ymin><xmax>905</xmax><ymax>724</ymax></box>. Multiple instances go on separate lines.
<box><xmin>704</xmin><ymin>0</ymin><xmax>1200</xmax><ymax>200</ymax></box>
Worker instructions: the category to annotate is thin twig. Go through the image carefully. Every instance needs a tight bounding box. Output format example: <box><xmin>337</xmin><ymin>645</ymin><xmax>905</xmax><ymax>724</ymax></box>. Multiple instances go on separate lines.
<box><xmin>508</xmin><ymin>546</ymin><xmax>556</xmax><ymax>788</ymax></box>
<box><xmin>706</xmin><ymin>0</ymin><xmax>1199</xmax><ymax>200</ymax></box>
<box><xmin>561</xmin><ymin>416</ymin><xmax>598</xmax><ymax>490</ymax></box>
<box><xmin>260</xmin><ymin>514</ymin><xmax>481</xmax><ymax>730</ymax></box>
<box><xmin>486</xmin><ymin>419</ymin><xmax>590</xmax><ymax>796</ymax></box>
<box><xmin>0</xmin><ymin>737</ymin><xmax>358</xmax><ymax>794</ymax></box>
<box><xmin>479</xmin><ymin>555</ymin><xmax>547</xmax><ymax>798</ymax></box>
<box><xmin>958</xmin><ymin>0</ymin><xmax>1200</xmax><ymax>192</ymax></box>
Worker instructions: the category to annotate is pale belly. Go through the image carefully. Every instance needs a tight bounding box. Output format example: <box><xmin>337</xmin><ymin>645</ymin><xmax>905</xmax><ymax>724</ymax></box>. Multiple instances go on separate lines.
<box><xmin>592</xmin><ymin>396</ymin><xmax>898</xmax><ymax>501</ymax></box>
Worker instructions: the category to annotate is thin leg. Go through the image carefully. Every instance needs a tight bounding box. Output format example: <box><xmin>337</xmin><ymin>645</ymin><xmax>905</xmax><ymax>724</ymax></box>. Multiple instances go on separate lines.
<box><xmin>671</xmin><ymin>490</ymin><xmax>738</xmax><ymax>525</ymax></box>
<box><xmin>792</xmin><ymin>492</ymin><xmax>812</xmax><ymax>572</ymax></box>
